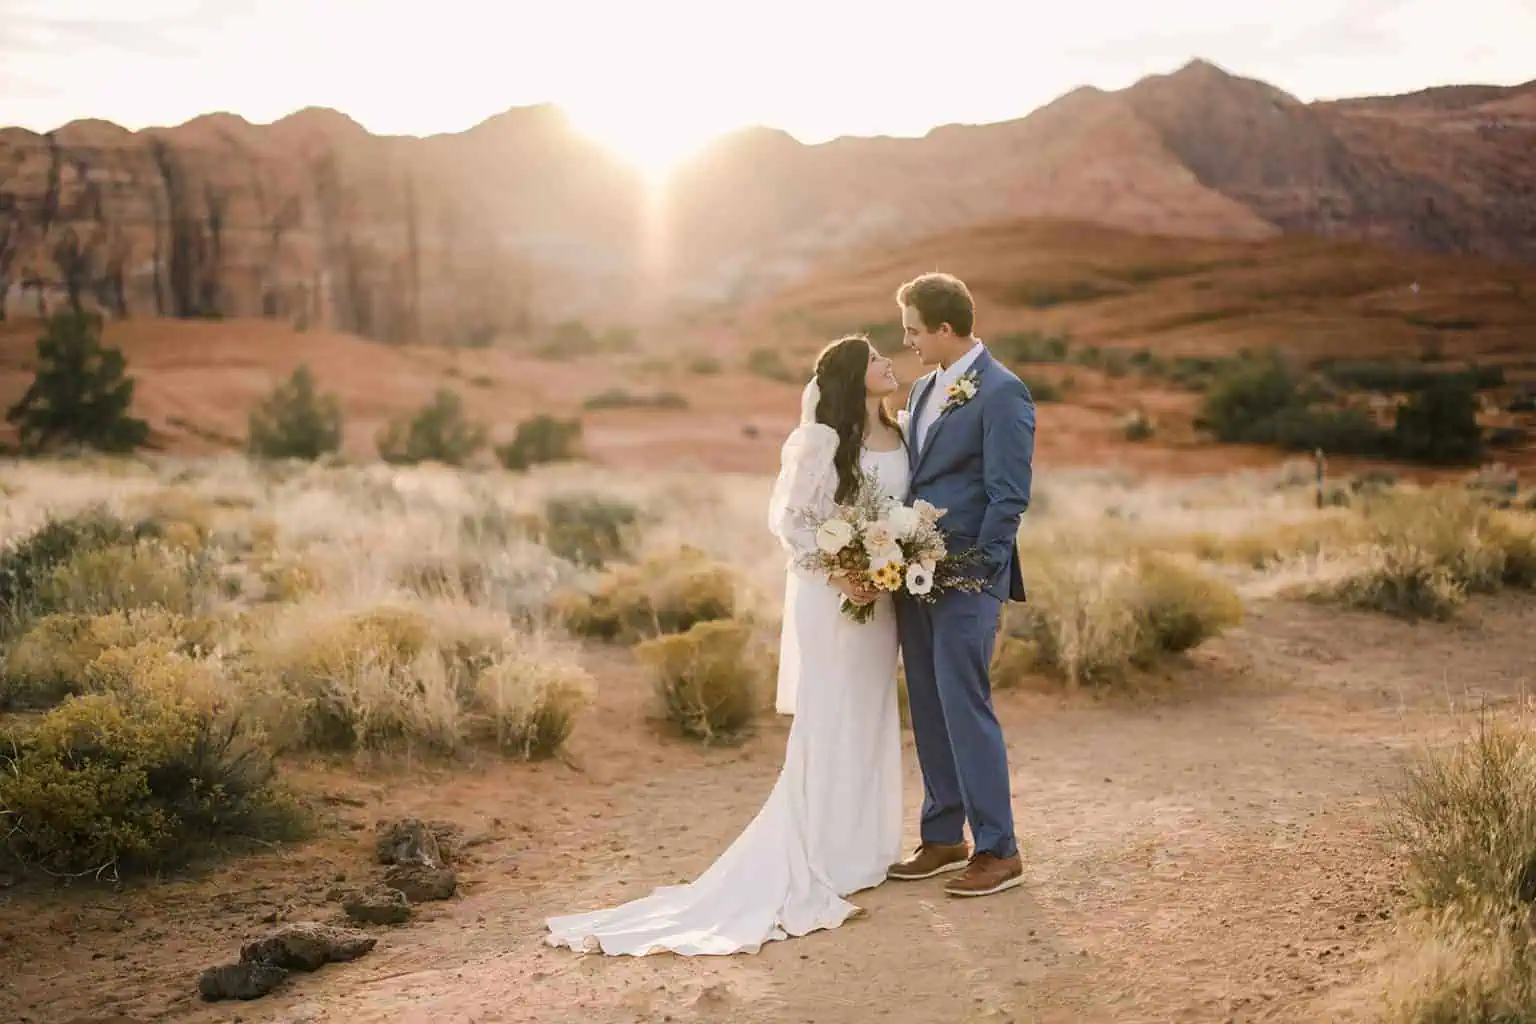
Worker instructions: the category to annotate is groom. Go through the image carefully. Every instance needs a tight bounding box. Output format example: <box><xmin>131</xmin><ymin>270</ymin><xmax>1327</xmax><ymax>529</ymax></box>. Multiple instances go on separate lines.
<box><xmin>888</xmin><ymin>272</ymin><xmax>1035</xmax><ymax>898</ymax></box>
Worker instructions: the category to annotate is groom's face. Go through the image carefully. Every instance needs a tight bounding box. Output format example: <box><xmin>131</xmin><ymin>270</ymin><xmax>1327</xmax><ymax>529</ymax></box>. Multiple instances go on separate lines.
<box><xmin>901</xmin><ymin>304</ymin><xmax>954</xmax><ymax>368</ymax></box>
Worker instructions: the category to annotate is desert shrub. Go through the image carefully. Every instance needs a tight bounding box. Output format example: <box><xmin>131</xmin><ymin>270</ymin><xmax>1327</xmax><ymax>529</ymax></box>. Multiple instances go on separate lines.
<box><xmin>1392</xmin><ymin>378</ymin><xmax>1484</xmax><ymax>466</ymax></box>
<box><xmin>241</xmin><ymin>603</ymin><xmax>505</xmax><ymax>753</ymax></box>
<box><xmin>529</xmin><ymin>493</ymin><xmax>641</xmax><ymax>568</ymax></box>
<box><xmin>1322</xmin><ymin>360</ymin><xmax>1504</xmax><ymax>394</ymax></box>
<box><xmin>1020</xmin><ymin>553</ymin><xmax>1240</xmax><ymax>685</ymax></box>
<box><xmin>1121</xmin><ymin>409</ymin><xmax>1154</xmax><ymax>441</ymax></box>
<box><xmin>125</xmin><ymin>489</ymin><xmax>219</xmax><ymax>553</ymax></box>
<box><xmin>495</xmin><ymin>414</ymin><xmax>583</xmax><ymax>471</ymax></box>
<box><xmin>1384</xmin><ymin>927</ymin><xmax>1536</xmax><ymax>1024</ymax></box>
<box><xmin>1187</xmin><ymin>512</ymin><xmax>1366</xmax><ymax>569</ymax></box>
<box><xmin>745</xmin><ymin>347</ymin><xmax>795</xmax><ymax>383</ymax></box>
<box><xmin>688</xmin><ymin>355</ymin><xmax>722</xmax><ymax>375</ymax></box>
<box><xmin>1</xmin><ymin>608</ymin><xmax>221</xmax><ymax>711</ymax></box>
<box><xmin>1303</xmin><ymin>489</ymin><xmax>1535</xmax><ymax>618</ymax></box>
<box><xmin>1198</xmin><ymin>355</ymin><xmax>1309</xmax><ymax>442</ymax></box>
<box><xmin>377</xmin><ymin>389</ymin><xmax>486</xmax><ymax>466</ymax></box>
<box><xmin>3</xmin><ymin>311</ymin><xmax>149</xmax><ymax>454</ymax></box>
<box><xmin>27</xmin><ymin>539</ymin><xmax>214</xmax><ymax>620</ymax></box>
<box><xmin>1381</xmin><ymin>719</ymin><xmax>1536</xmax><ymax>1023</ymax></box>
<box><xmin>558</xmin><ymin>548</ymin><xmax>736</xmax><ymax>642</ymax></box>
<box><xmin>0</xmin><ymin>507</ymin><xmax>137</xmax><ymax>632</ymax></box>
<box><xmin>1028</xmin><ymin>378</ymin><xmax>1064</xmax><ymax>403</ymax></box>
<box><xmin>0</xmin><ymin>643</ymin><xmax>297</xmax><ymax>874</ymax></box>
<box><xmin>1316</xmin><ymin>546</ymin><xmax>1467</xmax><ymax>620</ymax></box>
<box><xmin>992</xmin><ymin>330</ymin><xmax>1071</xmax><ymax>364</ymax></box>
<box><xmin>246</xmin><ymin>364</ymin><xmax>345</xmax><ymax>460</ymax></box>
<box><xmin>1390</xmin><ymin>718</ymin><xmax>1536</xmax><ymax>918</ymax></box>
<box><xmin>1129</xmin><ymin>554</ymin><xmax>1244</xmax><ymax>663</ymax></box>
<box><xmin>988</xmin><ymin>633</ymin><xmax>1039</xmax><ymax>690</ymax></box>
<box><xmin>636</xmin><ymin>619</ymin><xmax>761</xmax><ymax>741</ymax></box>
<box><xmin>470</xmin><ymin>643</ymin><xmax>594</xmax><ymax>759</ymax></box>
<box><xmin>582</xmin><ymin>389</ymin><xmax>689</xmax><ymax>411</ymax></box>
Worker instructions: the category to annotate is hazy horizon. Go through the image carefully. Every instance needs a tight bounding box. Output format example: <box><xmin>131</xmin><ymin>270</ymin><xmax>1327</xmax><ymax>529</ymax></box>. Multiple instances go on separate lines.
<box><xmin>2</xmin><ymin>0</ymin><xmax>1532</xmax><ymax>172</ymax></box>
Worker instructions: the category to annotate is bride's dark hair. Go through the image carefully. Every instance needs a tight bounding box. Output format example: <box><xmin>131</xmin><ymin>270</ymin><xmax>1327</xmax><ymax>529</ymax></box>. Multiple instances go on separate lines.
<box><xmin>814</xmin><ymin>335</ymin><xmax>900</xmax><ymax>504</ymax></box>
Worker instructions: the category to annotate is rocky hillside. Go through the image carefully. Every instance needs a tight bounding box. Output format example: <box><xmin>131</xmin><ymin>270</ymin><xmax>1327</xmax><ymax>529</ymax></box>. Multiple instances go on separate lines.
<box><xmin>1</xmin><ymin>60</ymin><xmax>1532</xmax><ymax>337</ymax></box>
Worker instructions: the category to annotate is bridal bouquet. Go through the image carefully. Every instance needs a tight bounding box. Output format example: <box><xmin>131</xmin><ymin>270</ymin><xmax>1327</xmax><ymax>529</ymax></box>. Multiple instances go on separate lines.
<box><xmin>794</xmin><ymin>478</ymin><xmax>984</xmax><ymax>622</ymax></box>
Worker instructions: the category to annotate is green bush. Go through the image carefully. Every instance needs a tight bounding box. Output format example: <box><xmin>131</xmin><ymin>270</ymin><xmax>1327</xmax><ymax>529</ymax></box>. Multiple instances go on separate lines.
<box><xmin>531</xmin><ymin>494</ymin><xmax>640</xmax><ymax>568</ymax></box>
<box><xmin>635</xmin><ymin>619</ymin><xmax>761</xmax><ymax>742</ymax></box>
<box><xmin>0</xmin><ymin>508</ymin><xmax>138</xmax><ymax>637</ymax></box>
<box><xmin>495</xmin><ymin>414</ymin><xmax>583</xmax><ymax>471</ymax></box>
<box><xmin>745</xmin><ymin>347</ymin><xmax>795</xmax><ymax>383</ymax></box>
<box><xmin>4</xmin><ymin>311</ymin><xmax>149</xmax><ymax>454</ymax></box>
<box><xmin>0</xmin><ymin>644</ymin><xmax>298</xmax><ymax>874</ymax></box>
<box><xmin>246</xmin><ymin>364</ymin><xmax>345</xmax><ymax>460</ymax></box>
<box><xmin>1393</xmin><ymin>379</ymin><xmax>1484</xmax><ymax>466</ymax></box>
<box><xmin>377</xmin><ymin>389</ymin><xmax>486</xmax><ymax>466</ymax></box>
<box><xmin>559</xmin><ymin>549</ymin><xmax>736</xmax><ymax>642</ymax></box>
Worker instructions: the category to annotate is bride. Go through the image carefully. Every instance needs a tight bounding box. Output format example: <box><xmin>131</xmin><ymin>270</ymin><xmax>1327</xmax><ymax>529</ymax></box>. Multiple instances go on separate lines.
<box><xmin>544</xmin><ymin>335</ymin><xmax>908</xmax><ymax>956</ymax></box>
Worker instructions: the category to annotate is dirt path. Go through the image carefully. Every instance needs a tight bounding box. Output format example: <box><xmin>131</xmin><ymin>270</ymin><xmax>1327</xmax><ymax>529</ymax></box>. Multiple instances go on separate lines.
<box><xmin>5</xmin><ymin>596</ymin><xmax>1534</xmax><ymax>1024</ymax></box>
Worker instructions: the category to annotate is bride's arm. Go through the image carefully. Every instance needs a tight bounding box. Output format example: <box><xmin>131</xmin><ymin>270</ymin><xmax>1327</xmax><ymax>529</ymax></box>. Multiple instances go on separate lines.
<box><xmin>766</xmin><ymin>423</ymin><xmax>840</xmax><ymax>564</ymax></box>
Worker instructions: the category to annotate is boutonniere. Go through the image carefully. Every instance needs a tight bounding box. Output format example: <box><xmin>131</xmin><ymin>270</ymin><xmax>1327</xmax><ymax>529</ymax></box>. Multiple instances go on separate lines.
<box><xmin>941</xmin><ymin>370</ymin><xmax>980</xmax><ymax>413</ymax></box>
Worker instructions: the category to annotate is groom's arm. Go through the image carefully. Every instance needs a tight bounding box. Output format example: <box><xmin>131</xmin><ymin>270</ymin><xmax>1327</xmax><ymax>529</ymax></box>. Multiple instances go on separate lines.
<box><xmin>976</xmin><ymin>379</ymin><xmax>1036</xmax><ymax>574</ymax></box>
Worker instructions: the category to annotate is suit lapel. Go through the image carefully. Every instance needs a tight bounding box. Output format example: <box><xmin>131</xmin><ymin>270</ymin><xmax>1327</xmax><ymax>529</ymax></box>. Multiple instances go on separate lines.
<box><xmin>911</xmin><ymin>349</ymin><xmax>995</xmax><ymax>481</ymax></box>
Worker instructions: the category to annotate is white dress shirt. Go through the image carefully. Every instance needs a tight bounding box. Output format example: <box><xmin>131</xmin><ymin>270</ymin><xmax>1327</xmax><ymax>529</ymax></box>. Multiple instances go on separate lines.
<box><xmin>914</xmin><ymin>340</ymin><xmax>984</xmax><ymax>455</ymax></box>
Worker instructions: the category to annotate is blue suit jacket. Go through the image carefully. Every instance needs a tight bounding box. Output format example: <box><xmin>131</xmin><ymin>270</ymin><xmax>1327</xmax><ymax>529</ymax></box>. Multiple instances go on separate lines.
<box><xmin>904</xmin><ymin>347</ymin><xmax>1035</xmax><ymax>602</ymax></box>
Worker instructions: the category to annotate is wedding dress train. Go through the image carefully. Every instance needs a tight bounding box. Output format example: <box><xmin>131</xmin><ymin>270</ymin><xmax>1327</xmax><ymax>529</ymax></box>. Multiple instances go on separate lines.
<box><xmin>543</xmin><ymin>432</ymin><xmax>907</xmax><ymax>956</ymax></box>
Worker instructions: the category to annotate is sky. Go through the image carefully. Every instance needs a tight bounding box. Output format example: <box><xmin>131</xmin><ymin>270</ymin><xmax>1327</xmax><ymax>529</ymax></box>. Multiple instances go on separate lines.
<box><xmin>1</xmin><ymin>0</ymin><xmax>1533</xmax><ymax>174</ymax></box>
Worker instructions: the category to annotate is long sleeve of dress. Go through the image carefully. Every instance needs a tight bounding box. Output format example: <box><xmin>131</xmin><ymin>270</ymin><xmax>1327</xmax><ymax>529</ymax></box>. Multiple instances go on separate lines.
<box><xmin>766</xmin><ymin>423</ymin><xmax>840</xmax><ymax>565</ymax></box>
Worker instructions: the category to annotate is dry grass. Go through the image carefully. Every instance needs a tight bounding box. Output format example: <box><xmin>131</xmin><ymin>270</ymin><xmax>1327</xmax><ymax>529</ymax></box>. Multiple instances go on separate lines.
<box><xmin>1011</xmin><ymin>551</ymin><xmax>1243</xmax><ymax>686</ymax></box>
<box><xmin>636</xmin><ymin>619</ymin><xmax>764</xmax><ymax>742</ymax></box>
<box><xmin>1295</xmin><ymin>487</ymin><xmax>1536</xmax><ymax>619</ymax></box>
<box><xmin>1381</xmin><ymin>716</ymin><xmax>1536</xmax><ymax>1022</ymax></box>
<box><xmin>2</xmin><ymin>450</ymin><xmax>1532</xmax><ymax>880</ymax></box>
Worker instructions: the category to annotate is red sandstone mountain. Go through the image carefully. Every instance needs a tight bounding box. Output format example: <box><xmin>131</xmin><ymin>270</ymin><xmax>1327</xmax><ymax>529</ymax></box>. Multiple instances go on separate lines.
<box><xmin>1</xmin><ymin>59</ymin><xmax>1532</xmax><ymax>338</ymax></box>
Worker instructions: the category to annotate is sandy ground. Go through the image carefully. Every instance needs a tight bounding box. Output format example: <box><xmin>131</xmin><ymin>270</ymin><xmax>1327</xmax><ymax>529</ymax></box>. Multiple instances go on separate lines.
<box><xmin>3</xmin><ymin>595</ymin><xmax>1534</xmax><ymax>1024</ymax></box>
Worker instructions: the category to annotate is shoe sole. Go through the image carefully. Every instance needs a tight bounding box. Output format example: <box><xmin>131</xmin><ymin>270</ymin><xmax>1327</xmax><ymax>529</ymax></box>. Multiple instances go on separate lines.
<box><xmin>945</xmin><ymin>873</ymin><xmax>1024</xmax><ymax>898</ymax></box>
<box><xmin>886</xmin><ymin>859</ymin><xmax>970</xmax><ymax>882</ymax></box>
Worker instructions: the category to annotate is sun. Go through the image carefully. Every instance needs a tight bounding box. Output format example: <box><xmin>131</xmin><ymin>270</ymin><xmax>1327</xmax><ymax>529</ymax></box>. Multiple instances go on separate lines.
<box><xmin>565</xmin><ymin>105</ymin><xmax>717</xmax><ymax>184</ymax></box>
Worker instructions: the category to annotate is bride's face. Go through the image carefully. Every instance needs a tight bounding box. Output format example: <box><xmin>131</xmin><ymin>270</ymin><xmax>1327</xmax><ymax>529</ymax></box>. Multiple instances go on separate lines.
<box><xmin>864</xmin><ymin>346</ymin><xmax>899</xmax><ymax>398</ymax></box>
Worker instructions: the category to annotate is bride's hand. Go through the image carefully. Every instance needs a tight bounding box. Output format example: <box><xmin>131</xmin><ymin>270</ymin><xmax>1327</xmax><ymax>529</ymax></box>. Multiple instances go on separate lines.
<box><xmin>834</xmin><ymin>577</ymin><xmax>878</xmax><ymax>606</ymax></box>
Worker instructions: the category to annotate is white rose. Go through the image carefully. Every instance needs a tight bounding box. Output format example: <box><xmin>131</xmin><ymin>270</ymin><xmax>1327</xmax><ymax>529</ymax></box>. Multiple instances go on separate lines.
<box><xmin>906</xmin><ymin>562</ymin><xmax>934</xmax><ymax>596</ymax></box>
<box><xmin>815</xmin><ymin>518</ymin><xmax>855</xmax><ymax>555</ymax></box>
<box><xmin>863</xmin><ymin>521</ymin><xmax>896</xmax><ymax>552</ymax></box>
<box><xmin>886</xmin><ymin>505</ymin><xmax>921</xmax><ymax>539</ymax></box>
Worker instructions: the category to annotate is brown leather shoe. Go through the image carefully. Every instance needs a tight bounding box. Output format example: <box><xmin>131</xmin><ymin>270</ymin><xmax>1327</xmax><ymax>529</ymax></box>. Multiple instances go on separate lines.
<box><xmin>887</xmin><ymin>842</ymin><xmax>970</xmax><ymax>881</ymax></box>
<box><xmin>944</xmin><ymin>852</ymin><xmax>1023</xmax><ymax>898</ymax></box>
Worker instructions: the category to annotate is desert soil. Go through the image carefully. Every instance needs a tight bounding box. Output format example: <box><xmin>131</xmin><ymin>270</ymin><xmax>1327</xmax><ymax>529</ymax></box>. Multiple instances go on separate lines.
<box><xmin>4</xmin><ymin>594</ymin><xmax>1534</xmax><ymax>1024</ymax></box>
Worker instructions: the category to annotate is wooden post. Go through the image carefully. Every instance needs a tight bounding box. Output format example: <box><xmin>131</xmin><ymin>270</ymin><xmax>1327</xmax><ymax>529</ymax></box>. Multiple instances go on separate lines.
<box><xmin>1314</xmin><ymin>448</ymin><xmax>1327</xmax><ymax>509</ymax></box>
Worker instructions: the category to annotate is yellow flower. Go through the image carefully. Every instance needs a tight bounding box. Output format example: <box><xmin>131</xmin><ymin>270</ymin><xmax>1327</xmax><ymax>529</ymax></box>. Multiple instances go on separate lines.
<box><xmin>872</xmin><ymin>562</ymin><xmax>904</xmax><ymax>591</ymax></box>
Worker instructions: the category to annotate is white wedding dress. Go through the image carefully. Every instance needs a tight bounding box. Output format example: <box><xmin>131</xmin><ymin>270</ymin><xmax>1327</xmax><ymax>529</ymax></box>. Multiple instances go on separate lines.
<box><xmin>544</xmin><ymin>423</ymin><xmax>907</xmax><ymax>957</ymax></box>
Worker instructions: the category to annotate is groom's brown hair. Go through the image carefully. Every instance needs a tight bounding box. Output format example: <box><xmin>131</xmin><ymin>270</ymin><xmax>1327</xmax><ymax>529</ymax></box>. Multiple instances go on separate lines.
<box><xmin>896</xmin><ymin>272</ymin><xmax>975</xmax><ymax>337</ymax></box>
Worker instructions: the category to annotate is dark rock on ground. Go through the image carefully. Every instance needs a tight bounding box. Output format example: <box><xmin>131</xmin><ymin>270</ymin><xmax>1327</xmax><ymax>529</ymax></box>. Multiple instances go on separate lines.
<box><xmin>198</xmin><ymin>960</ymin><xmax>289</xmax><ymax>1001</ymax></box>
<box><xmin>375</xmin><ymin>818</ymin><xmax>445</xmax><ymax>869</ymax></box>
<box><xmin>239</xmin><ymin>921</ymin><xmax>377</xmax><ymax>972</ymax></box>
<box><xmin>343</xmin><ymin>885</ymin><xmax>412</xmax><ymax>926</ymax></box>
<box><xmin>384</xmin><ymin>863</ymin><xmax>457</xmax><ymax>902</ymax></box>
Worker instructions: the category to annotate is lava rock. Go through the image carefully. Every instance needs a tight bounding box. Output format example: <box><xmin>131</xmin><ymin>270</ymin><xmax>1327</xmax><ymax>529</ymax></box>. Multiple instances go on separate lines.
<box><xmin>384</xmin><ymin>863</ymin><xmax>457</xmax><ymax>902</ymax></box>
<box><xmin>239</xmin><ymin>922</ymin><xmax>377</xmax><ymax>972</ymax></box>
<box><xmin>343</xmin><ymin>886</ymin><xmax>412</xmax><ymax>926</ymax></box>
<box><xmin>198</xmin><ymin>960</ymin><xmax>289</xmax><ymax>1001</ymax></box>
<box><xmin>375</xmin><ymin>818</ymin><xmax>443</xmax><ymax>869</ymax></box>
